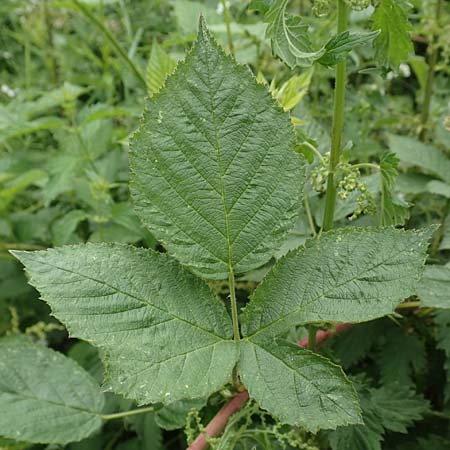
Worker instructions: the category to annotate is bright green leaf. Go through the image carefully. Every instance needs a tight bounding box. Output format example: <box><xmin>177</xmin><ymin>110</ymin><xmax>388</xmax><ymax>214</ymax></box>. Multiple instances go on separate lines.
<box><xmin>0</xmin><ymin>336</ymin><xmax>104</xmax><ymax>445</ymax></box>
<box><xmin>239</xmin><ymin>338</ymin><xmax>362</xmax><ymax>431</ymax></box>
<box><xmin>130</xmin><ymin>19</ymin><xmax>304</xmax><ymax>279</ymax></box>
<box><xmin>242</xmin><ymin>227</ymin><xmax>432</xmax><ymax>338</ymax></box>
<box><xmin>146</xmin><ymin>40</ymin><xmax>176</xmax><ymax>97</ymax></box>
<box><xmin>12</xmin><ymin>244</ymin><xmax>238</xmax><ymax>406</ymax></box>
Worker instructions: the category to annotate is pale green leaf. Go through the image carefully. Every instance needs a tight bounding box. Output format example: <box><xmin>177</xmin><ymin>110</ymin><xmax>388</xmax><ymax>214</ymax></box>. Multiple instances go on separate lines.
<box><xmin>130</xmin><ymin>19</ymin><xmax>304</xmax><ymax>279</ymax></box>
<box><xmin>0</xmin><ymin>337</ymin><xmax>104</xmax><ymax>445</ymax></box>
<box><xmin>388</xmin><ymin>134</ymin><xmax>450</xmax><ymax>183</ymax></box>
<box><xmin>417</xmin><ymin>265</ymin><xmax>450</xmax><ymax>308</ymax></box>
<box><xmin>146</xmin><ymin>40</ymin><xmax>176</xmax><ymax>97</ymax></box>
<box><xmin>265</xmin><ymin>0</ymin><xmax>325</xmax><ymax>67</ymax></box>
<box><xmin>242</xmin><ymin>227</ymin><xmax>432</xmax><ymax>338</ymax></box>
<box><xmin>155</xmin><ymin>398</ymin><xmax>206</xmax><ymax>430</ymax></box>
<box><xmin>239</xmin><ymin>339</ymin><xmax>362</xmax><ymax>431</ymax></box>
<box><xmin>426</xmin><ymin>180</ymin><xmax>450</xmax><ymax>198</ymax></box>
<box><xmin>12</xmin><ymin>244</ymin><xmax>238</xmax><ymax>405</ymax></box>
<box><xmin>372</xmin><ymin>0</ymin><xmax>413</xmax><ymax>69</ymax></box>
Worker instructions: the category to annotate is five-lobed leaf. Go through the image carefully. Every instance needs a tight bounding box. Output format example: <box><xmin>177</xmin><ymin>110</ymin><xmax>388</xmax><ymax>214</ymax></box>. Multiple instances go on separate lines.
<box><xmin>12</xmin><ymin>244</ymin><xmax>238</xmax><ymax>406</ymax></box>
<box><xmin>130</xmin><ymin>17</ymin><xmax>304</xmax><ymax>279</ymax></box>
<box><xmin>0</xmin><ymin>336</ymin><xmax>104</xmax><ymax>445</ymax></box>
<box><xmin>242</xmin><ymin>227</ymin><xmax>433</xmax><ymax>338</ymax></box>
<box><xmin>239</xmin><ymin>338</ymin><xmax>362</xmax><ymax>432</ymax></box>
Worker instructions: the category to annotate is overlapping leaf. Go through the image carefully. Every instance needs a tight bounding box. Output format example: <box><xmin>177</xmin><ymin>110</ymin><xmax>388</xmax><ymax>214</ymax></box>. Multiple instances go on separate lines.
<box><xmin>242</xmin><ymin>227</ymin><xmax>432</xmax><ymax>338</ymax></box>
<box><xmin>13</xmin><ymin>244</ymin><xmax>238</xmax><ymax>405</ymax></box>
<box><xmin>417</xmin><ymin>265</ymin><xmax>450</xmax><ymax>308</ymax></box>
<box><xmin>0</xmin><ymin>337</ymin><xmax>104</xmax><ymax>444</ymax></box>
<box><xmin>130</xmin><ymin>18</ymin><xmax>304</xmax><ymax>279</ymax></box>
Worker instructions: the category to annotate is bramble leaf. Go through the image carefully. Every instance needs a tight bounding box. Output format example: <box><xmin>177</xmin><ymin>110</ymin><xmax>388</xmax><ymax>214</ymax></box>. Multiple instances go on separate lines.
<box><xmin>239</xmin><ymin>338</ymin><xmax>362</xmax><ymax>431</ymax></box>
<box><xmin>0</xmin><ymin>337</ymin><xmax>104</xmax><ymax>445</ymax></box>
<box><xmin>242</xmin><ymin>227</ymin><xmax>432</xmax><ymax>338</ymax></box>
<box><xmin>130</xmin><ymin>18</ymin><xmax>304</xmax><ymax>279</ymax></box>
<box><xmin>371</xmin><ymin>0</ymin><xmax>413</xmax><ymax>70</ymax></box>
<box><xmin>12</xmin><ymin>244</ymin><xmax>238</xmax><ymax>405</ymax></box>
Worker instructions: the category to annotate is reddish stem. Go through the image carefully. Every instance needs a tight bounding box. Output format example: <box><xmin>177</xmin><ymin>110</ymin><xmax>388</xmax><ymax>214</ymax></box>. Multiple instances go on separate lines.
<box><xmin>187</xmin><ymin>323</ymin><xmax>351</xmax><ymax>450</ymax></box>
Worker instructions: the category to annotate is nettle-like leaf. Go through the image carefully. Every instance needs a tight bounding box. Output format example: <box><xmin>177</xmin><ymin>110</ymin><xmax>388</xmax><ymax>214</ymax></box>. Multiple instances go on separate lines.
<box><xmin>130</xmin><ymin>18</ymin><xmax>304</xmax><ymax>280</ymax></box>
<box><xmin>380</xmin><ymin>152</ymin><xmax>409</xmax><ymax>226</ymax></box>
<box><xmin>0</xmin><ymin>336</ymin><xmax>104</xmax><ymax>444</ymax></box>
<box><xmin>265</xmin><ymin>0</ymin><xmax>325</xmax><ymax>67</ymax></box>
<box><xmin>13</xmin><ymin>244</ymin><xmax>238</xmax><ymax>406</ymax></box>
<box><xmin>371</xmin><ymin>0</ymin><xmax>414</xmax><ymax>70</ymax></box>
<box><xmin>241</xmin><ymin>227</ymin><xmax>432</xmax><ymax>338</ymax></box>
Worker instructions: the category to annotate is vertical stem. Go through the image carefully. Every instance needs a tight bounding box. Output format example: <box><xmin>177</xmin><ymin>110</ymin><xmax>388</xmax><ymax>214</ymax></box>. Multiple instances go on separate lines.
<box><xmin>228</xmin><ymin>269</ymin><xmax>240</xmax><ymax>342</ymax></box>
<box><xmin>221</xmin><ymin>0</ymin><xmax>235</xmax><ymax>55</ymax></box>
<box><xmin>304</xmin><ymin>195</ymin><xmax>317</xmax><ymax>237</ymax></box>
<box><xmin>419</xmin><ymin>0</ymin><xmax>442</xmax><ymax>141</ymax></box>
<box><xmin>43</xmin><ymin>0</ymin><xmax>59</xmax><ymax>85</ymax></box>
<box><xmin>24</xmin><ymin>32</ymin><xmax>31</xmax><ymax>98</ymax></box>
<box><xmin>322</xmin><ymin>0</ymin><xmax>348</xmax><ymax>231</ymax></box>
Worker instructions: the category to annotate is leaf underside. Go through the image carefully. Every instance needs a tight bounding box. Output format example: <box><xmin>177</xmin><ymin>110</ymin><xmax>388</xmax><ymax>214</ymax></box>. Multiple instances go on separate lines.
<box><xmin>130</xmin><ymin>17</ymin><xmax>304</xmax><ymax>279</ymax></box>
<box><xmin>0</xmin><ymin>337</ymin><xmax>104</xmax><ymax>445</ymax></box>
<box><xmin>12</xmin><ymin>244</ymin><xmax>238</xmax><ymax>406</ymax></box>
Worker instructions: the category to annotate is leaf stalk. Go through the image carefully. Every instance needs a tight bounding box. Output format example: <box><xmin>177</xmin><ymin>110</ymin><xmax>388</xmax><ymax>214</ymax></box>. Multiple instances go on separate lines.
<box><xmin>229</xmin><ymin>269</ymin><xmax>241</xmax><ymax>342</ymax></box>
<box><xmin>100</xmin><ymin>406</ymin><xmax>154</xmax><ymax>421</ymax></box>
<box><xmin>221</xmin><ymin>0</ymin><xmax>235</xmax><ymax>55</ymax></box>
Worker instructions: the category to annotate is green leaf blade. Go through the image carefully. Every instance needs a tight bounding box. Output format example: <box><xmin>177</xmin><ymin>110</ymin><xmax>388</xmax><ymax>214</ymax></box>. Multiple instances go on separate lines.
<box><xmin>239</xmin><ymin>339</ymin><xmax>362</xmax><ymax>431</ymax></box>
<box><xmin>242</xmin><ymin>227</ymin><xmax>433</xmax><ymax>338</ymax></box>
<box><xmin>417</xmin><ymin>265</ymin><xmax>450</xmax><ymax>308</ymax></box>
<box><xmin>130</xmin><ymin>19</ymin><xmax>304</xmax><ymax>279</ymax></box>
<box><xmin>12</xmin><ymin>244</ymin><xmax>238</xmax><ymax>405</ymax></box>
<box><xmin>0</xmin><ymin>337</ymin><xmax>104</xmax><ymax>445</ymax></box>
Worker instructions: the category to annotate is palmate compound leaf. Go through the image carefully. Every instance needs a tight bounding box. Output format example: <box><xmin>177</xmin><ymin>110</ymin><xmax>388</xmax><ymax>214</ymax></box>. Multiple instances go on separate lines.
<box><xmin>0</xmin><ymin>336</ymin><xmax>104</xmax><ymax>444</ymax></box>
<box><xmin>237</xmin><ymin>227</ymin><xmax>432</xmax><ymax>429</ymax></box>
<box><xmin>130</xmin><ymin>18</ymin><xmax>304</xmax><ymax>280</ymax></box>
<box><xmin>12</xmin><ymin>244</ymin><xmax>238</xmax><ymax>406</ymax></box>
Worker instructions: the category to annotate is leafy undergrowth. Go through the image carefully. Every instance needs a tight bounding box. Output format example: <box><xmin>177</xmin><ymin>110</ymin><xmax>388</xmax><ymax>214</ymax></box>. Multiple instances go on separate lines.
<box><xmin>1</xmin><ymin>1</ymin><xmax>450</xmax><ymax>450</ymax></box>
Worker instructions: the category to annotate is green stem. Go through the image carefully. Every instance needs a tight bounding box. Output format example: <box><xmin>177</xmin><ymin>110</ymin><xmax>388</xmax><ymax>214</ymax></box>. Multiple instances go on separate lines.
<box><xmin>396</xmin><ymin>301</ymin><xmax>421</xmax><ymax>309</ymax></box>
<box><xmin>221</xmin><ymin>0</ymin><xmax>235</xmax><ymax>55</ymax></box>
<box><xmin>430</xmin><ymin>198</ymin><xmax>450</xmax><ymax>257</ymax></box>
<box><xmin>229</xmin><ymin>269</ymin><xmax>240</xmax><ymax>342</ymax></box>
<box><xmin>304</xmin><ymin>194</ymin><xmax>317</xmax><ymax>237</ymax></box>
<box><xmin>419</xmin><ymin>0</ymin><xmax>442</xmax><ymax>141</ymax></box>
<box><xmin>72</xmin><ymin>0</ymin><xmax>146</xmax><ymax>88</ymax></box>
<box><xmin>101</xmin><ymin>406</ymin><xmax>154</xmax><ymax>421</ymax></box>
<box><xmin>322</xmin><ymin>0</ymin><xmax>348</xmax><ymax>231</ymax></box>
<box><xmin>43</xmin><ymin>0</ymin><xmax>59</xmax><ymax>85</ymax></box>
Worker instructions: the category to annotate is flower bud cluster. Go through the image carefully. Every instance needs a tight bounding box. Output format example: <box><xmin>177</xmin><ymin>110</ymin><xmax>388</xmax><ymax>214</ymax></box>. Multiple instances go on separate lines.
<box><xmin>344</xmin><ymin>0</ymin><xmax>371</xmax><ymax>11</ymax></box>
<box><xmin>312</xmin><ymin>0</ymin><xmax>331</xmax><ymax>17</ymax></box>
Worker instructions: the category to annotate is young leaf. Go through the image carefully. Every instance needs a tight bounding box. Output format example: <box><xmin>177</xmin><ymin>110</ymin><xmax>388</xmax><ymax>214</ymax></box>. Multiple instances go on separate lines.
<box><xmin>239</xmin><ymin>338</ymin><xmax>362</xmax><ymax>431</ymax></box>
<box><xmin>380</xmin><ymin>152</ymin><xmax>409</xmax><ymax>226</ymax></box>
<box><xmin>130</xmin><ymin>18</ymin><xmax>304</xmax><ymax>279</ymax></box>
<box><xmin>371</xmin><ymin>0</ymin><xmax>413</xmax><ymax>70</ymax></box>
<box><xmin>242</xmin><ymin>227</ymin><xmax>433</xmax><ymax>338</ymax></box>
<box><xmin>318</xmin><ymin>30</ymin><xmax>380</xmax><ymax>67</ymax></box>
<box><xmin>265</xmin><ymin>0</ymin><xmax>325</xmax><ymax>67</ymax></box>
<box><xmin>418</xmin><ymin>265</ymin><xmax>450</xmax><ymax>308</ymax></box>
<box><xmin>146</xmin><ymin>40</ymin><xmax>176</xmax><ymax>97</ymax></box>
<box><xmin>0</xmin><ymin>336</ymin><xmax>104</xmax><ymax>445</ymax></box>
<box><xmin>12</xmin><ymin>244</ymin><xmax>238</xmax><ymax>406</ymax></box>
